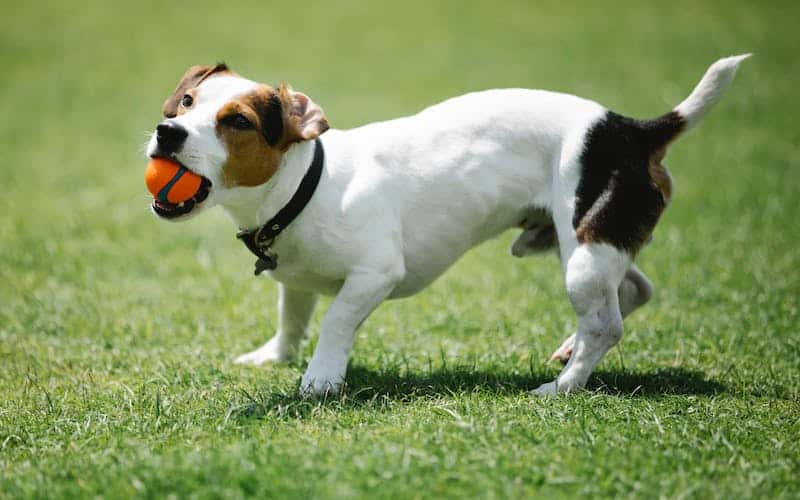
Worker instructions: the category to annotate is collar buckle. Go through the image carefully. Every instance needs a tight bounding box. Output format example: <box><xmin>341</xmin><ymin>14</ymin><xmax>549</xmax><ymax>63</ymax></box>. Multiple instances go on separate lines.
<box><xmin>236</xmin><ymin>229</ymin><xmax>277</xmax><ymax>275</ymax></box>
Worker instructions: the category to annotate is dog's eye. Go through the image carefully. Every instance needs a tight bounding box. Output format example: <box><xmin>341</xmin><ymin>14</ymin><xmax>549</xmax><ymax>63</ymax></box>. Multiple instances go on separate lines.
<box><xmin>223</xmin><ymin>113</ymin><xmax>254</xmax><ymax>130</ymax></box>
<box><xmin>181</xmin><ymin>94</ymin><xmax>193</xmax><ymax>108</ymax></box>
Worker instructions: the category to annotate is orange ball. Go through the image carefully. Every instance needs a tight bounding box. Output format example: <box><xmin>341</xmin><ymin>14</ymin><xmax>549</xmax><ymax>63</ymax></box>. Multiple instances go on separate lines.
<box><xmin>145</xmin><ymin>158</ymin><xmax>202</xmax><ymax>204</ymax></box>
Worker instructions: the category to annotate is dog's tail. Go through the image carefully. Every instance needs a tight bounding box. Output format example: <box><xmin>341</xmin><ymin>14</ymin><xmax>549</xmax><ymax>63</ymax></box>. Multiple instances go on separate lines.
<box><xmin>641</xmin><ymin>54</ymin><xmax>750</xmax><ymax>150</ymax></box>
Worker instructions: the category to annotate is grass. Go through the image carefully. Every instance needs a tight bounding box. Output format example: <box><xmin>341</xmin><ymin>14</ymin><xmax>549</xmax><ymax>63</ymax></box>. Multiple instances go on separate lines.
<box><xmin>1</xmin><ymin>0</ymin><xmax>799</xmax><ymax>497</ymax></box>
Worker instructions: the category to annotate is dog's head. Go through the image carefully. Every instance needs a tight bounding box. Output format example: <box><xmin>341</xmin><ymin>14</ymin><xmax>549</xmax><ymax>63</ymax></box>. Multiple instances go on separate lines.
<box><xmin>145</xmin><ymin>64</ymin><xmax>329</xmax><ymax>221</ymax></box>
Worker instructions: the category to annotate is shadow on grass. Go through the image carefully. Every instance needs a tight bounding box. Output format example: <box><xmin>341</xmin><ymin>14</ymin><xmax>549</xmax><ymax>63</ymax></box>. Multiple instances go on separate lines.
<box><xmin>226</xmin><ymin>363</ymin><xmax>726</xmax><ymax>422</ymax></box>
<box><xmin>588</xmin><ymin>368</ymin><xmax>726</xmax><ymax>396</ymax></box>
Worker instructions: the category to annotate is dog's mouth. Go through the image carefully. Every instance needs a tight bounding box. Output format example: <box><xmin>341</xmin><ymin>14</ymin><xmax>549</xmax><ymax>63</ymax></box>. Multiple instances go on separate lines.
<box><xmin>150</xmin><ymin>160</ymin><xmax>213</xmax><ymax>220</ymax></box>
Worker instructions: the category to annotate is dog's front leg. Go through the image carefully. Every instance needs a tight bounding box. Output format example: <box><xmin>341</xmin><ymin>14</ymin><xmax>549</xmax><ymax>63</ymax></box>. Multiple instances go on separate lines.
<box><xmin>235</xmin><ymin>285</ymin><xmax>317</xmax><ymax>365</ymax></box>
<box><xmin>300</xmin><ymin>268</ymin><xmax>401</xmax><ymax>396</ymax></box>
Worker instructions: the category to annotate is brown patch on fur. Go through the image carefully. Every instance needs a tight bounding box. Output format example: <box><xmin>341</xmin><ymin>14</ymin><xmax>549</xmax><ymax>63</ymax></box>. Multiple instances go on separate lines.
<box><xmin>575</xmin><ymin>223</ymin><xmax>610</xmax><ymax>247</ymax></box>
<box><xmin>575</xmin><ymin>226</ymin><xmax>589</xmax><ymax>244</ymax></box>
<box><xmin>216</xmin><ymin>84</ymin><xmax>330</xmax><ymax>187</ymax></box>
<box><xmin>162</xmin><ymin>63</ymin><xmax>232</xmax><ymax>118</ymax></box>
<box><xmin>216</xmin><ymin>85</ymin><xmax>285</xmax><ymax>187</ymax></box>
<box><xmin>648</xmin><ymin>148</ymin><xmax>673</xmax><ymax>204</ymax></box>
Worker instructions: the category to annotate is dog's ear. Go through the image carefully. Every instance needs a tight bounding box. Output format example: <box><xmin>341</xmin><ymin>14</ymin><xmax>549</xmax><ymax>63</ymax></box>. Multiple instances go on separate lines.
<box><xmin>162</xmin><ymin>63</ymin><xmax>231</xmax><ymax>118</ymax></box>
<box><xmin>277</xmin><ymin>84</ymin><xmax>329</xmax><ymax>143</ymax></box>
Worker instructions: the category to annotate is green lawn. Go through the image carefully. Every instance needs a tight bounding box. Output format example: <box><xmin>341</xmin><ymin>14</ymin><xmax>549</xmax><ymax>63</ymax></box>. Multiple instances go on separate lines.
<box><xmin>1</xmin><ymin>0</ymin><xmax>798</xmax><ymax>498</ymax></box>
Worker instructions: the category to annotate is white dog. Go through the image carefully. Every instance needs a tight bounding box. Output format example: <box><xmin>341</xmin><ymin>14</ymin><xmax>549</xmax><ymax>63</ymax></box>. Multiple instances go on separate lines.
<box><xmin>146</xmin><ymin>55</ymin><xmax>748</xmax><ymax>395</ymax></box>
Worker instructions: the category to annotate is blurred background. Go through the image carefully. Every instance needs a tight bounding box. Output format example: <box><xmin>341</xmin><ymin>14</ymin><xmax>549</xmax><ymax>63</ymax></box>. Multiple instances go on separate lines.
<box><xmin>2</xmin><ymin>0</ymin><xmax>799</xmax><ymax>496</ymax></box>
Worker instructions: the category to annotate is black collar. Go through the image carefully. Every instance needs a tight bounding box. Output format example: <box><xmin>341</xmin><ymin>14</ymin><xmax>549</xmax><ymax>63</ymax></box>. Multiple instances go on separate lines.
<box><xmin>236</xmin><ymin>138</ymin><xmax>324</xmax><ymax>275</ymax></box>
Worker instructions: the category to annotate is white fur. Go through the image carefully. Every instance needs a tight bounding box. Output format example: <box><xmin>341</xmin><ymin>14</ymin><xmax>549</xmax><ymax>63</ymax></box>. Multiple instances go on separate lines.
<box><xmin>146</xmin><ymin>56</ymin><xmax>747</xmax><ymax>395</ymax></box>
<box><xmin>674</xmin><ymin>54</ymin><xmax>750</xmax><ymax>129</ymax></box>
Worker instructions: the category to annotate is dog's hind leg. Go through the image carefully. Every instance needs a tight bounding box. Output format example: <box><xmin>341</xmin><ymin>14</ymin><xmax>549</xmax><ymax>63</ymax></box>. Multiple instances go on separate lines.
<box><xmin>619</xmin><ymin>264</ymin><xmax>653</xmax><ymax>316</ymax></box>
<box><xmin>549</xmin><ymin>264</ymin><xmax>652</xmax><ymax>363</ymax></box>
<box><xmin>234</xmin><ymin>285</ymin><xmax>317</xmax><ymax>365</ymax></box>
<box><xmin>533</xmin><ymin>243</ymin><xmax>628</xmax><ymax>395</ymax></box>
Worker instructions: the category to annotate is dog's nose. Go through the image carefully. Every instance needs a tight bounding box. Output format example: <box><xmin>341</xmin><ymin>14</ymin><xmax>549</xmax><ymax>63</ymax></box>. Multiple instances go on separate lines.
<box><xmin>156</xmin><ymin>121</ymin><xmax>188</xmax><ymax>153</ymax></box>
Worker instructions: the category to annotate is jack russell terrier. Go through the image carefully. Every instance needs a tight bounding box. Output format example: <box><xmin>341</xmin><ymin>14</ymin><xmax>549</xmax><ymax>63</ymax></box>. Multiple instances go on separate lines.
<box><xmin>145</xmin><ymin>55</ymin><xmax>748</xmax><ymax>396</ymax></box>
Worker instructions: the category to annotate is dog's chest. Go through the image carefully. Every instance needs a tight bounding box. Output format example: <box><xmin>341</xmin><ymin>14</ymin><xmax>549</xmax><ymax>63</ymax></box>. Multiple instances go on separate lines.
<box><xmin>266</xmin><ymin>263</ymin><xmax>344</xmax><ymax>295</ymax></box>
<box><xmin>262</xmin><ymin>230</ymin><xmax>346</xmax><ymax>295</ymax></box>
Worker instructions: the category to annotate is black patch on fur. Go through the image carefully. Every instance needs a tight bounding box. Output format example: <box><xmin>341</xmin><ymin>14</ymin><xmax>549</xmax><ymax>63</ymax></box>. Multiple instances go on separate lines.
<box><xmin>572</xmin><ymin>111</ymin><xmax>685</xmax><ymax>253</ymax></box>
<box><xmin>254</xmin><ymin>93</ymin><xmax>284</xmax><ymax>146</ymax></box>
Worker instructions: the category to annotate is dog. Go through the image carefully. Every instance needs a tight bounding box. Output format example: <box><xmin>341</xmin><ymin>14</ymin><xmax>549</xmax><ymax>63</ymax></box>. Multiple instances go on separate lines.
<box><xmin>145</xmin><ymin>55</ymin><xmax>748</xmax><ymax>395</ymax></box>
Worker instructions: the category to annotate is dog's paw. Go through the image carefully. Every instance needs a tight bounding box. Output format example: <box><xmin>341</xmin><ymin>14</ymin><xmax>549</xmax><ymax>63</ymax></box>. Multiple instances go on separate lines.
<box><xmin>234</xmin><ymin>337</ymin><xmax>294</xmax><ymax>365</ymax></box>
<box><xmin>299</xmin><ymin>363</ymin><xmax>345</xmax><ymax>397</ymax></box>
<box><xmin>530</xmin><ymin>381</ymin><xmax>559</xmax><ymax>397</ymax></box>
<box><xmin>549</xmin><ymin>333</ymin><xmax>575</xmax><ymax>365</ymax></box>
